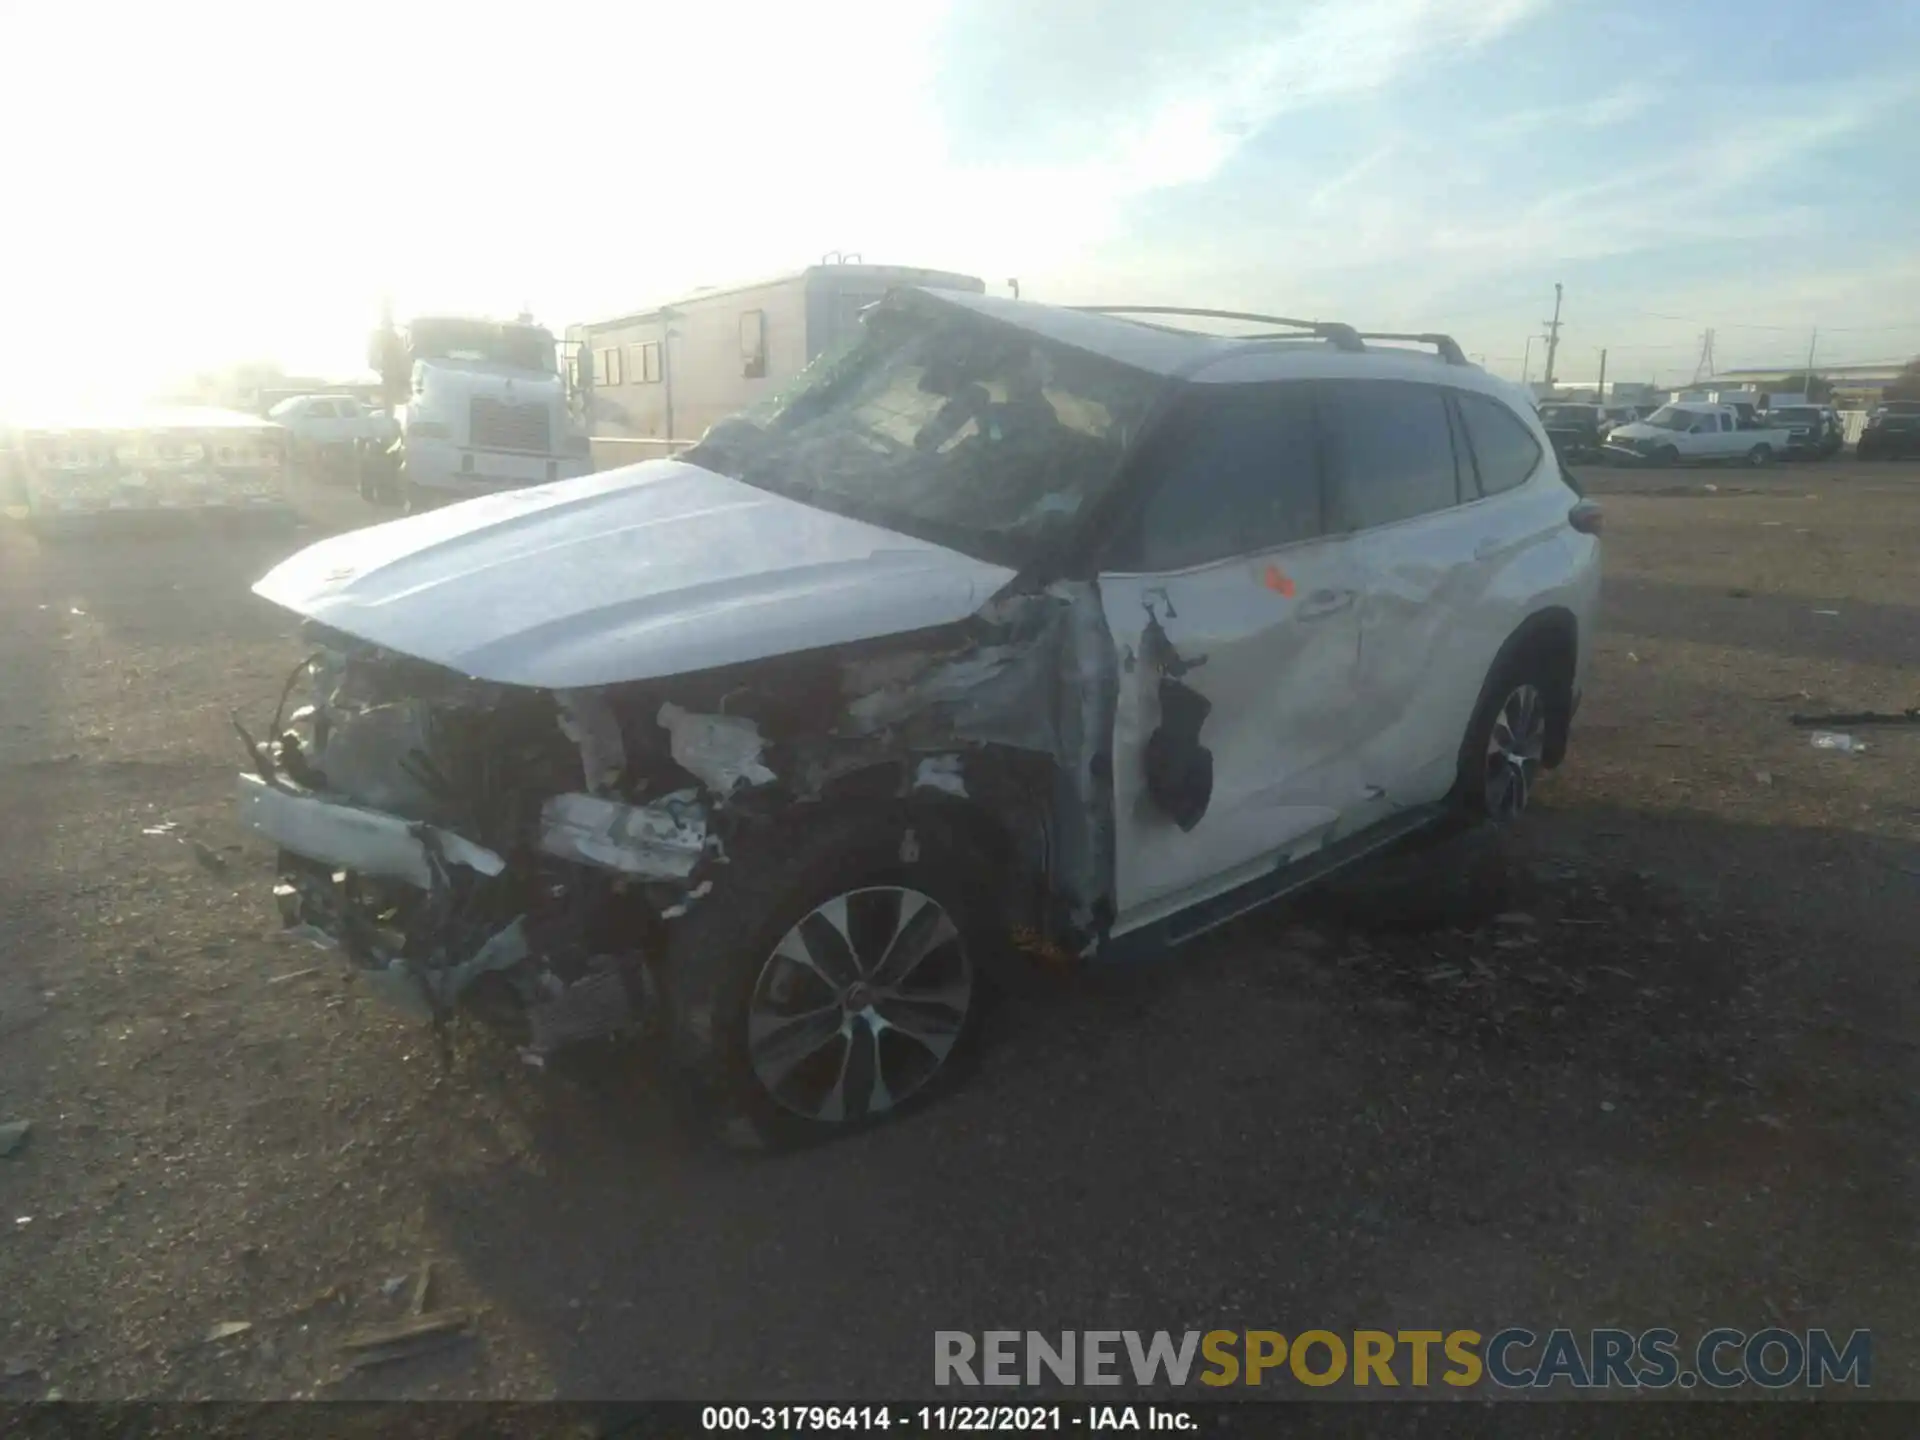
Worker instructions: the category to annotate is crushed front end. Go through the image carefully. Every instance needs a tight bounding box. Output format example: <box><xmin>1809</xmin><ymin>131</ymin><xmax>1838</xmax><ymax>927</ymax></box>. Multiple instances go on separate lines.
<box><xmin>235</xmin><ymin>630</ymin><xmax>711</xmax><ymax>1058</ymax></box>
<box><xmin>234</xmin><ymin>574</ymin><xmax>1121</xmax><ymax>1068</ymax></box>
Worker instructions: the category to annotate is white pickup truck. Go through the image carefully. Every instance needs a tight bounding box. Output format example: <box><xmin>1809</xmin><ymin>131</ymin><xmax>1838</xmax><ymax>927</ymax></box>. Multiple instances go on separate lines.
<box><xmin>1603</xmin><ymin>402</ymin><xmax>1792</xmax><ymax>467</ymax></box>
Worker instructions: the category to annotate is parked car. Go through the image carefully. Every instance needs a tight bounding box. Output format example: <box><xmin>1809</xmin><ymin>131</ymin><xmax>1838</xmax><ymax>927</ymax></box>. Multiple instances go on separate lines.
<box><xmin>1764</xmin><ymin>405</ymin><xmax>1844</xmax><ymax>459</ymax></box>
<box><xmin>235</xmin><ymin>289</ymin><xmax>1602</xmax><ymax>1146</ymax></box>
<box><xmin>1604</xmin><ymin>403</ymin><xmax>1791</xmax><ymax>466</ymax></box>
<box><xmin>1856</xmin><ymin>400</ymin><xmax>1920</xmax><ymax>460</ymax></box>
<box><xmin>267</xmin><ymin>394</ymin><xmax>396</xmax><ymax>476</ymax></box>
<box><xmin>1599</xmin><ymin>404</ymin><xmax>1652</xmax><ymax>435</ymax></box>
<box><xmin>1538</xmin><ymin>403</ymin><xmax>1610</xmax><ymax>463</ymax></box>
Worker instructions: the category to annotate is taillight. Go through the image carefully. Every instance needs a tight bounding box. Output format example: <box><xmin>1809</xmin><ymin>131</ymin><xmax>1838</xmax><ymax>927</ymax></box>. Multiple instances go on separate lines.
<box><xmin>1569</xmin><ymin>500</ymin><xmax>1603</xmax><ymax>535</ymax></box>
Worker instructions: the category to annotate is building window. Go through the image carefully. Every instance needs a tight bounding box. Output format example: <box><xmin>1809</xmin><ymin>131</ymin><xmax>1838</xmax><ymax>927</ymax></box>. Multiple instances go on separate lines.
<box><xmin>592</xmin><ymin>348</ymin><xmax>629</xmax><ymax>386</ymax></box>
<box><xmin>740</xmin><ymin>309</ymin><xmax>768</xmax><ymax>379</ymax></box>
<box><xmin>633</xmin><ymin>341</ymin><xmax>663</xmax><ymax>384</ymax></box>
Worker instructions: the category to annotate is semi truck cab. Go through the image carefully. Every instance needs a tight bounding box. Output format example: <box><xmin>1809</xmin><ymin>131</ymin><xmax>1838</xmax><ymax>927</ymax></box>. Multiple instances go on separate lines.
<box><xmin>370</xmin><ymin>315</ymin><xmax>593</xmax><ymax>510</ymax></box>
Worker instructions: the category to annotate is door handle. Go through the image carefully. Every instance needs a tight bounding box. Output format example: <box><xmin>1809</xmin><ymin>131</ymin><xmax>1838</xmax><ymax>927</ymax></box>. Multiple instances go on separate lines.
<box><xmin>1297</xmin><ymin>587</ymin><xmax>1356</xmax><ymax>620</ymax></box>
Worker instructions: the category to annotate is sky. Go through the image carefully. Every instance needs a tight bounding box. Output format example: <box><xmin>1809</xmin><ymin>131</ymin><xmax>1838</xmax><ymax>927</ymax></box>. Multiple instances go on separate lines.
<box><xmin>2</xmin><ymin>0</ymin><xmax>1917</xmax><ymax>408</ymax></box>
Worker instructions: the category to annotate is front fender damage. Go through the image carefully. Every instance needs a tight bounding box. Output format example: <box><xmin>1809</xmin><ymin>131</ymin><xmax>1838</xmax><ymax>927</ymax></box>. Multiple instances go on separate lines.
<box><xmin>248</xmin><ymin>580</ymin><xmax>1120</xmax><ymax>1060</ymax></box>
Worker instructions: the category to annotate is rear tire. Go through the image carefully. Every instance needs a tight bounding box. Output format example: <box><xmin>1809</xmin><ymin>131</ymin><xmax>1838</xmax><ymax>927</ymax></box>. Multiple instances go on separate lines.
<box><xmin>661</xmin><ymin>806</ymin><xmax>1000</xmax><ymax>1150</ymax></box>
<box><xmin>1453</xmin><ymin>644</ymin><xmax>1569</xmax><ymax>823</ymax></box>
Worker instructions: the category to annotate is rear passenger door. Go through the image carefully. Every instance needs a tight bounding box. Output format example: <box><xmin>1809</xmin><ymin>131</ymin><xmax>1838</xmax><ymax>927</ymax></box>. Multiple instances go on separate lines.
<box><xmin>1320</xmin><ymin>379</ymin><xmax>1502</xmax><ymax>808</ymax></box>
<box><xmin>1099</xmin><ymin>383</ymin><xmax>1367</xmax><ymax>933</ymax></box>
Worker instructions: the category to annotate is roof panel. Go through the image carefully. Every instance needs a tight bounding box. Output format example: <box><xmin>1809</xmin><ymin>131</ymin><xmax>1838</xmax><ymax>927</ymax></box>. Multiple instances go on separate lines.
<box><xmin>910</xmin><ymin>289</ymin><xmax>1238</xmax><ymax>376</ymax></box>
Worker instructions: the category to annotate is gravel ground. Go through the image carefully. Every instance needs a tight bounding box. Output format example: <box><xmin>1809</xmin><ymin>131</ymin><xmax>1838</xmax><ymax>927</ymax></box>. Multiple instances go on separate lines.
<box><xmin>0</xmin><ymin>462</ymin><xmax>1916</xmax><ymax>1403</ymax></box>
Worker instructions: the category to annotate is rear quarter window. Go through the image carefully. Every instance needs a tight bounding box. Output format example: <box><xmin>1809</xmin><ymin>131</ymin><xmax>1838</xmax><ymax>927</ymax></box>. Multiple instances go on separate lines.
<box><xmin>1319</xmin><ymin>380</ymin><xmax>1460</xmax><ymax>531</ymax></box>
<box><xmin>1455</xmin><ymin>392</ymin><xmax>1544</xmax><ymax>497</ymax></box>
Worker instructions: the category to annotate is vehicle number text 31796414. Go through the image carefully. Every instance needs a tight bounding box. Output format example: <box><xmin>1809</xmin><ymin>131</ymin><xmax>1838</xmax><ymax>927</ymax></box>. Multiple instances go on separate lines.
<box><xmin>702</xmin><ymin>1406</ymin><xmax>1079</xmax><ymax>1431</ymax></box>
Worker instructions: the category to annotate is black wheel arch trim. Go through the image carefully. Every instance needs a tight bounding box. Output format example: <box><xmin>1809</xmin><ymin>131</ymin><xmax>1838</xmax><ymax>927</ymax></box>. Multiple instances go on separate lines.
<box><xmin>1470</xmin><ymin>607</ymin><xmax>1580</xmax><ymax>771</ymax></box>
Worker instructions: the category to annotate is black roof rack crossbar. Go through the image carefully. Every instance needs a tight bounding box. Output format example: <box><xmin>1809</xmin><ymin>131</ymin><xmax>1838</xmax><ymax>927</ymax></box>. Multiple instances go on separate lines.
<box><xmin>1068</xmin><ymin>306</ymin><xmax>1367</xmax><ymax>353</ymax></box>
<box><xmin>1351</xmin><ymin>331</ymin><xmax>1470</xmax><ymax>365</ymax></box>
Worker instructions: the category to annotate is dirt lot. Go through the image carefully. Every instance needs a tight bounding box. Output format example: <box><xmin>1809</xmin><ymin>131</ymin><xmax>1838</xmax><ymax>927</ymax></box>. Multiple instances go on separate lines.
<box><xmin>1</xmin><ymin>462</ymin><xmax>1917</xmax><ymax>1402</ymax></box>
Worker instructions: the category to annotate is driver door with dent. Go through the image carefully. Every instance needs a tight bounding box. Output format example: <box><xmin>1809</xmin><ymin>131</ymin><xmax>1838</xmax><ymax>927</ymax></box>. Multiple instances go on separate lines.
<box><xmin>1098</xmin><ymin>381</ymin><xmax>1367</xmax><ymax>936</ymax></box>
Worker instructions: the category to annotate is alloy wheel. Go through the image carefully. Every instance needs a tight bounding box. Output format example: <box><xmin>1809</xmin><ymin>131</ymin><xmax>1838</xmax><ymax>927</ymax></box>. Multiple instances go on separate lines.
<box><xmin>746</xmin><ymin>886</ymin><xmax>973</xmax><ymax>1124</ymax></box>
<box><xmin>1485</xmin><ymin>683</ymin><xmax>1547</xmax><ymax>819</ymax></box>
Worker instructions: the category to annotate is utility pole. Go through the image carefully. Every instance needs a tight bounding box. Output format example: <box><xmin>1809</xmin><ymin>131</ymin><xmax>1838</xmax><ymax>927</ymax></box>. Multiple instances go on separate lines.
<box><xmin>1803</xmin><ymin>327</ymin><xmax>1818</xmax><ymax>392</ymax></box>
<box><xmin>1692</xmin><ymin>329</ymin><xmax>1717</xmax><ymax>386</ymax></box>
<box><xmin>1542</xmin><ymin>282</ymin><xmax>1564</xmax><ymax>388</ymax></box>
<box><xmin>660</xmin><ymin>306</ymin><xmax>680</xmax><ymax>445</ymax></box>
<box><xmin>1521</xmin><ymin>335</ymin><xmax>1536</xmax><ymax>385</ymax></box>
<box><xmin>1596</xmin><ymin>348</ymin><xmax>1608</xmax><ymax>399</ymax></box>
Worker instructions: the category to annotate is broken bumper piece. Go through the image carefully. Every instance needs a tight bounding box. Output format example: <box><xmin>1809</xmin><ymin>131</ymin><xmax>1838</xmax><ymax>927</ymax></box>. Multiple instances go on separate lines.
<box><xmin>237</xmin><ymin>771</ymin><xmax>505</xmax><ymax>889</ymax></box>
<box><xmin>237</xmin><ymin>771</ymin><xmax>674</xmax><ymax>1052</ymax></box>
<box><xmin>536</xmin><ymin>790</ymin><xmax>707</xmax><ymax>880</ymax></box>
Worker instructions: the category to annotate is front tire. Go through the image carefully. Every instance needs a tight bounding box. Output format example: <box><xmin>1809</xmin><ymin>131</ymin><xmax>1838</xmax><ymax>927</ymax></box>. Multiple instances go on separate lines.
<box><xmin>402</xmin><ymin>475</ymin><xmax>438</xmax><ymax>515</ymax></box>
<box><xmin>662</xmin><ymin>807</ymin><xmax>998</xmax><ymax>1149</ymax></box>
<box><xmin>1747</xmin><ymin>444</ymin><xmax>1773</xmax><ymax>467</ymax></box>
<box><xmin>1653</xmin><ymin>445</ymin><xmax>1679</xmax><ymax>467</ymax></box>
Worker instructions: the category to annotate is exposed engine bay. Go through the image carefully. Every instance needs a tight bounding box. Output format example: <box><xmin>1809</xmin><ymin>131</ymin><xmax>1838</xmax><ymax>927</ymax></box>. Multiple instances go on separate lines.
<box><xmin>236</xmin><ymin>580</ymin><xmax>1121</xmax><ymax>1061</ymax></box>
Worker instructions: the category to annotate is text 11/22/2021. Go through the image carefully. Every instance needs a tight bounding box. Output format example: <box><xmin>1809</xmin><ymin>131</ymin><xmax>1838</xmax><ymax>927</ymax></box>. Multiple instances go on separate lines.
<box><xmin>702</xmin><ymin>1405</ymin><xmax>1198</xmax><ymax>1431</ymax></box>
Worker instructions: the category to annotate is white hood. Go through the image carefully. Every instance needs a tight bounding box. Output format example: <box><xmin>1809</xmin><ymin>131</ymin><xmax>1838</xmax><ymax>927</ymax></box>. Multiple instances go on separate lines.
<box><xmin>253</xmin><ymin>460</ymin><xmax>1016</xmax><ymax>689</ymax></box>
<box><xmin>1608</xmin><ymin>421</ymin><xmax>1661</xmax><ymax>443</ymax></box>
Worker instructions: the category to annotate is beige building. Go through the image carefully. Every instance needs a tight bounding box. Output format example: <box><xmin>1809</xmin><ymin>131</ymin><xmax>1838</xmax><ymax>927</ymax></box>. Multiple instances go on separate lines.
<box><xmin>568</xmin><ymin>262</ymin><xmax>983</xmax><ymax>466</ymax></box>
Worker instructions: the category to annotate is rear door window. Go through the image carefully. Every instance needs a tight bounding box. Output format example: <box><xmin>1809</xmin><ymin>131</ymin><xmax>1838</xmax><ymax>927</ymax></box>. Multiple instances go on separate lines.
<box><xmin>1454</xmin><ymin>391</ymin><xmax>1544</xmax><ymax>497</ymax></box>
<box><xmin>1319</xmin><ymin>380</ymin><xmax>1460</xmax><ymax>531</ymax></box>
<box><xmin>1112</xmin><ymin>383</ymin><xmax>1322</xmax><ymax>571</ymax></box>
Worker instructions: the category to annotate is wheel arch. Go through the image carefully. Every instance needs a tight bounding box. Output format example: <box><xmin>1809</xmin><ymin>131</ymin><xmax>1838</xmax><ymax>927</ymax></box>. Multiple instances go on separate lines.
<box><xmin>1470</xmin><ymin>606</ymin><xmax>1580</xmax><ymax>771</ymax></box>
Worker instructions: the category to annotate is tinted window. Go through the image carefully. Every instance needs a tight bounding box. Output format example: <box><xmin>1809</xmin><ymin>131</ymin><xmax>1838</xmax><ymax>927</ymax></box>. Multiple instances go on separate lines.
<box><xmin>305</xmin><ymin>400</ymin><xmax>337</xmax><ymax>419</ymax></box>
<box><xmin>1321</xmin><ymin>381</ymin><xmax>1459</xmax><ymax>531</ymax></box>
<box><xmin>1456</xmin><ymin>391</ymin><xmax>1544</xmax><ymax>497</ymax></box>
<box><xmin>1117</xmin><ymin>384</ymin><xmax>1321</xmax><ymax>571</ymax></box>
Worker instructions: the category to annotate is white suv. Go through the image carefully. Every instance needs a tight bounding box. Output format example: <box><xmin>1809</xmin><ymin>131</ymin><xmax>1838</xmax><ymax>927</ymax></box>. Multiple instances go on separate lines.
<box><xmin>236</xmin><ymin>288</ymin><xmax>1602</xmax><ymax>1146</ymax></box>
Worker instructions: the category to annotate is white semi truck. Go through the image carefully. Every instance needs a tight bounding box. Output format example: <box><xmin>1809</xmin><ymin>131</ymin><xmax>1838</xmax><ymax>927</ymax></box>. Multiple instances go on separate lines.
<box><xmin>364</xmin><ymin>314</ymin><xmax>593</xmax><ymax>510</ymax></box>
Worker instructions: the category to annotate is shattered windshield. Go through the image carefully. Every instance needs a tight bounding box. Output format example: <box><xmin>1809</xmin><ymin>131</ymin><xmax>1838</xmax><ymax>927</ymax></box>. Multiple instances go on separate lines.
<box><xmin>684</xmin><ymin>296</ymin><xmax>1162</xmax><ymax>566</ymax></box>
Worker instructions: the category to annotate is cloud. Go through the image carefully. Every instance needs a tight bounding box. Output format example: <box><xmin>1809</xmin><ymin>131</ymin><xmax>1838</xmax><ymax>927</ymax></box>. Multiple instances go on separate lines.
<box><xmin>934</xmin><ymin>0</ymin><xmax>1550</xmax><ymax>193</ymax></box>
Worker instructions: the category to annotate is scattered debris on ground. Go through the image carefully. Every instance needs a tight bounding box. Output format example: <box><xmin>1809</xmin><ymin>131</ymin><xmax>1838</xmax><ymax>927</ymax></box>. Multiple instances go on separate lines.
<box><xmin>1</xmin><ymin>468</ymin><xmax>1918</xmax><ymax>1398</ymax></box>
<box><xmin>341</xmin><ymin>1310</ymin><xmax>473</xmax><ymax>1372</ymax></box>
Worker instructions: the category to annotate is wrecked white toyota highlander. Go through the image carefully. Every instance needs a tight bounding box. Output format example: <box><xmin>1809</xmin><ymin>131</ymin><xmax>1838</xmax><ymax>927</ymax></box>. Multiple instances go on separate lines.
<box><xmin>236</xmin><ymin>289</ymin><xmax>1602</xmax><ymax>1146</ymax></box>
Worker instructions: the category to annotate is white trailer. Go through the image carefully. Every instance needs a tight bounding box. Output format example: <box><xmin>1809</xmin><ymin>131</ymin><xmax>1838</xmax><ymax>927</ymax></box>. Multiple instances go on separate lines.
<box><xmin>569</xmin><ymin>261</ymin><xmax>985</xmax><ymax>467</ymax></box>
<box><xmin>1</xmin><ymin>405</ymin><xmax>293</xmax><ymax>533</ymax></box>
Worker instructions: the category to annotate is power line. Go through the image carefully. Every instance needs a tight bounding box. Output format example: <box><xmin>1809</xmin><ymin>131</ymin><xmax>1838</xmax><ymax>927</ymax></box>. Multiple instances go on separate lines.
<box><xmin>1619</xmin><ymin>308</ymin><xmax>1920</xmax><ymax>333</ymax></box>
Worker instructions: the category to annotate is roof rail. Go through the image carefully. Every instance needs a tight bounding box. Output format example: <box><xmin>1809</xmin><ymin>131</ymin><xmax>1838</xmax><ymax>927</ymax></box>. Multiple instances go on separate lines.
<box><xmin>1068</xmin><ymin>306</ymin><xmax>1367</xmax><ymax>354</ymax></box>
<box><xmin>1352</xmin><ymin>331</ymin><xmax>1470</xmax><ymax>366</ymax></box>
